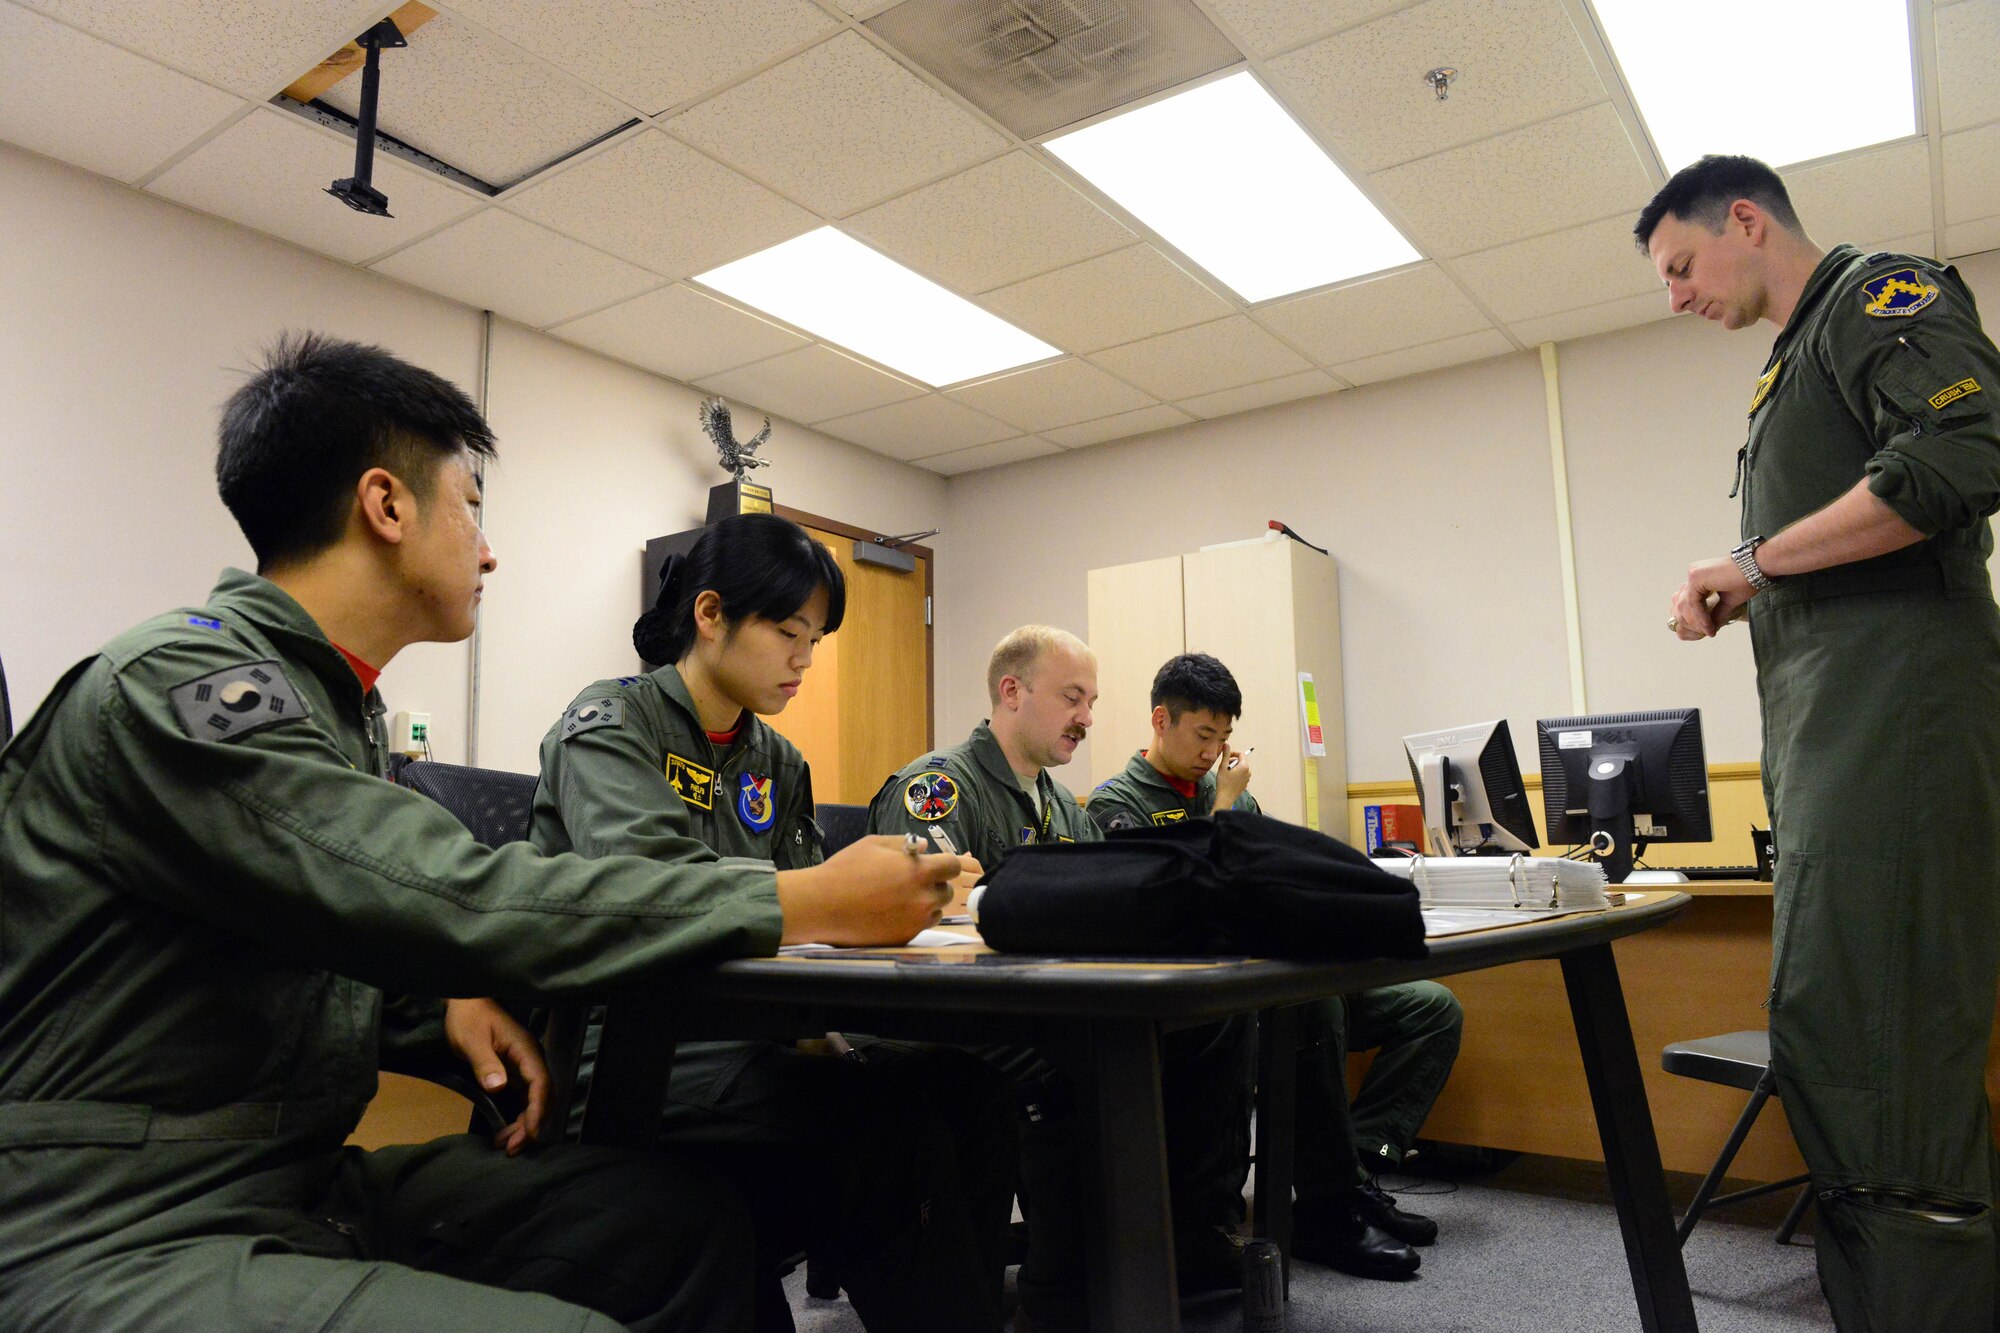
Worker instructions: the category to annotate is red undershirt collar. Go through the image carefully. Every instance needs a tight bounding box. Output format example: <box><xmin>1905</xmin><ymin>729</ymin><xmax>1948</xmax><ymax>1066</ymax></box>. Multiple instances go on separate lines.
<box><xmin>331</xmin><ymin>642</ymin><xmax>381</xmax><ymax>693</ymax></box>
<box><xmin>706</xmin><ymin>725</ymin><xmax>741</xmax><ymax>746</ymax></box>
<box><xmin>1141</xmin><ymin>750</ymin><xmax>1198</xmax><ymax>800</ymax></box>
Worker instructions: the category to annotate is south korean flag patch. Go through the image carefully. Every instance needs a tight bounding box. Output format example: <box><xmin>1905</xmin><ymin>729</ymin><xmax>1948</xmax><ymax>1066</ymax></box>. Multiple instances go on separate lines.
<box><xmin>559</xmin><ymin>697</ymin><xmax>624</xmax><ymax>740</ymax></box>
<box><xmin>168</xmin><ymin>661</ymin><xmax>309</xmax><ymax>743</ymax></box>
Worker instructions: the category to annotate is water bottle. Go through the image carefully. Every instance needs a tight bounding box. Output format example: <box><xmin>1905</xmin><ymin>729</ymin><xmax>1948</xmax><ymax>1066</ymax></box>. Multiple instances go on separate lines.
<box><xmin>1241</xmin><ymin>1237</ymin><xmax>1284</xmax><ymax>1331</ymax></box>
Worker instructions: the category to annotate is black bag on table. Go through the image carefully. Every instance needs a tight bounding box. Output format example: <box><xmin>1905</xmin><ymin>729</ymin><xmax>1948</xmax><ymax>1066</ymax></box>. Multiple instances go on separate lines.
<box><xmin>977</xmin><ymin>809</ymin><xmax>1425</xmax><ymax>960</ymax></box>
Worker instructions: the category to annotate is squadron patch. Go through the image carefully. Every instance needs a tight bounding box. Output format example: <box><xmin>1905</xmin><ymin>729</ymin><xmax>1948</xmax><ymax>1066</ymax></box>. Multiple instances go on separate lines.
<box><xmin>903</xmin><ymin>771</ymin><xmax>959</xmax><ymax>821</ymax></box>
<box><xmin>1150</xmin><ymin>809</ymin><xmax>1189</xmax><ymax>826</ymax></box>
<box><xmin>168</xmin><ymin>661</ymin><xmax>308</xmax><ymax>743</ymax></box>
<box><xmin>737</xmin><ymin>772</ymin><xmax>776</xmax><ymax>833</ymax></box>
<box><xmin>1860</xmin><ymin>269</ymin><xmax>1939</xmax><ymax>318</ymax></box>
<box><xmin>666</xmin><ymin>753</ymin><xmax>716</xmax><ymax>809</ymax></box>
<box><xmin>559</xmin><ymin>697</ymin><xmax>623</xmax><ymax>740</ymax></box>
<box><xmin>1929</xmin><ymin>378</ymin><xmax>1982</xmax><ymax>411</ymax></box>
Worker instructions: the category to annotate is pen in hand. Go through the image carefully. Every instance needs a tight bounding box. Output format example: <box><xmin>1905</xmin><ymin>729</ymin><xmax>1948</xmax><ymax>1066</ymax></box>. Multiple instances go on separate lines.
<box><xmin>901</xmin><ymin>833</ymin><xmax>925</xmax><ymax>856</ymax></box>
<box><xmin>1227</xmin><ymin>747</ymin><xmax>1255</xmax><ymax>771</ymax></box>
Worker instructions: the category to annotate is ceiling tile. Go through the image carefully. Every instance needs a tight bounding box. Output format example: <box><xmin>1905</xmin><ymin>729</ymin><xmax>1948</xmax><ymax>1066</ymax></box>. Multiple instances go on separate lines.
<box><xmin>1450</xmin><ymin>215</ymin><xmax>1658</xmax><ymax>323</ymax></box>
<box><xmin>1369</xmin><ymin>103</ymin><xmax>1653</xmax><ymax>257</ymax></box>
<box><xmin>1269</xmin><ymin>0</ymin><xmax>1605</xmax><ymax>173</ymax></box>
<box><xmin>0</xmin><ymin>4</ymin><xmax>245</xmax><ymax>182</ymax></box>
<box><xmin>1045</xmin><ymin>403</ymin><xmax>1195</xmax><ymax>449</ymax></box>
<box><xmin>1935</xmin><ymin>0</ymin><xmax>2000</xmax><ymax>132</ymax></box>
<box><xmin>506</xmin><ymin>130</ymin><xmax>815</xmax><ymax>278</ymax></box>
<box><xmin>946</xmin><ymin>357</ymin><xmax>1155</xmax><ymax>432</ymax></box>
<box><xmin>148</xmin><ymin>108</ymin><xmax>481</xmax><ymax>263</ymax></box>
<box><xmin>1091</xmin><ymin>317</ymin><xmax>1314</xmax><ymax>400</ymax></box>
<box><xmin>1946</xmin><ymin>213</ymin><xmax>2000</xmax><ymax>258</ymax></box>
<box><xmin>321</xmin><ymin>12</ymin><xmax>630</xmax><ymax>187</ymax></box>
<box><xmin>667</xmin><ymin>31</ymin><xmax>1008</xmax><ymax>217</ymax></box>
<box><xmin>448</xmin><ymin>0</ymin><xmax>838</xmax><ymax>115</ymax></box>
<box><xmin>1785</xmin><ymin>140</ymin><xmax>1934</xmax><ymax>248</ymax></box>
<box><xmin>979</xmin><ymin>245</ymin><xmax>1235</xmax><ymax>353</ymax></box>
<box><xmin>1331</xmin><ymin>328</ymin><xmax>1515</xmax><ymax>385</ymax></box>
<box><xmin>1506</xmin><ymin>290</ymin><xmax>1677</xmax><ymax>347</ymax></box>
<box><xmin>370</xmin><ymin>209</ymin><xmax>660</xmax><ymax>328</ymax></box>
<box><xmin>697</xmin><ymin>344</ymin><xmax>927</xmax><ymax>424</ymax></box>
<box><xmin>17</xmin><ymin>0</ymin><xmax>388</xmax><ymax>98</ymax></box>
<box><xmin>846</xmin><ymin>151</ymin><xmax>1138</xmax><ymax>293</ymax></box>
<box><xmin>549</xmin><ymin>283</ymin><xmax>809</xmax><ymax>383</ymax></box>
<box><xmin>1258</xmin><ymin>264</ymin><xmax>1490</xmax><ymax>362</ymax></box>
<box><xmin>1176</xmin><ymin>370</ymin><xmax>1342</xmax><ymax>419</ymax></box>
<box><xmin>1200</xmin><ymin>0</ymin><xmax>1413</xmax><ymax>57</ymax></box>
<box><xmin>817</xmin><ymin>394</ymin><xmax>1018</xmax><ymax>460</ymax></box>
<box><xmin>1943</xmin><ymin>123</ymin><xmax>2000</xmax><ymax>224</ymax></box>
<box><xmin>918</xmin><ymin>436</ymin><xmax>1060</xmax><ymax>476</ymax></box>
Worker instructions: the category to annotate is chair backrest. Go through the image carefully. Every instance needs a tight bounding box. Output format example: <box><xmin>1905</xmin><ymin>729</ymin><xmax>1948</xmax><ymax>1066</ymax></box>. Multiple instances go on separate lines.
<box><xmin>396</xmin><ymin>760</ymin><xmax>540</xmax><ymax>847</ymax></box>
<box><xmin>815</xmin><ymin>802</ymin><xmax>871</xmax><ymax>857</ymax></box>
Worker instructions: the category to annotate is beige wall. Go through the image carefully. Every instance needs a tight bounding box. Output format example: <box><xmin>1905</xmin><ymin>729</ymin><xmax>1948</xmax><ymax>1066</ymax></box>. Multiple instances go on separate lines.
<box><xmin>0</xmin><ymin>143</ymin><xmax>945</xmax><ymax>775</ymax></box>
<box><xmin>938</xmin><ymin>249</ymin><xmax>2000</xmax><ymax>788</ymax></box>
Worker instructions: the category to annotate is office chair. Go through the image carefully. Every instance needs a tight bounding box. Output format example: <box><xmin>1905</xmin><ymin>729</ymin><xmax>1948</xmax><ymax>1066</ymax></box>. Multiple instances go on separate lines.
<box><xmin>392</xmin><ymin>759</ymin><xmax>573</xmax><ymax>1134</ymax></box>
<box><xmin>815</xmin><ymin>802</ymin><xmax>871</xmax><ymax>856</ymax></box>
<box><xmin>1660</xmin><ymin>1029</ymin><xmax>1813</xmax><ymax>1244</ymax></box>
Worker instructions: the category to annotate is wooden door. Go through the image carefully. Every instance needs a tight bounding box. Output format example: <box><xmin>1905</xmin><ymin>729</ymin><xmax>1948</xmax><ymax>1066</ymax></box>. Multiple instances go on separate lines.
<box><xmin>765</xmin><ymin>511</ymin><xmax>933</xmax><ymax>806</ymax></box>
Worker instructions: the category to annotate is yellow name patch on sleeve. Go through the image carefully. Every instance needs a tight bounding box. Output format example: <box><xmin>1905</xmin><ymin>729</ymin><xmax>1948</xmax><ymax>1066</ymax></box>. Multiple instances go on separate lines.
<box><xmin>1929</xmin><ymin>378</ymin><xmax>1982</xmax><ymax>411</ymax></box>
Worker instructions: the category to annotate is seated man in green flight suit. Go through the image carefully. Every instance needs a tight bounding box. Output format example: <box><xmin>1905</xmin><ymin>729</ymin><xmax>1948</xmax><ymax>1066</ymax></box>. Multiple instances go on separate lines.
<box><xmin>867</xmin><ymin>626</ymin><xmax>1255</xmax><ymax>1332</ymax></box>
<box><xmin>1085</xmin><ymin>653</ymin><xmax>1463</xmax><ymax>1280</ymax></box>
<box><xmin>0</xmin><ymin>333</ymin><xmax>964</xmax><ymax>1333</ymax></box>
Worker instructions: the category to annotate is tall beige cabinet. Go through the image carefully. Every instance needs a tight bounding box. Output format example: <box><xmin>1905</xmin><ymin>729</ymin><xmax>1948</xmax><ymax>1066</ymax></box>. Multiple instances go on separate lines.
<box><xmin>1086</xmin><ymin>536</ymin><xmax>1345</xmax><ymax>830</ymax></box>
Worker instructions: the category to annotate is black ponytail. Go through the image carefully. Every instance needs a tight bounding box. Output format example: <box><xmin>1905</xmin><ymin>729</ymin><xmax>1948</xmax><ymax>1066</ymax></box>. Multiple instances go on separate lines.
<box><xmin>634</xmin><ymin>513</ymin><xmax>846</xmax><ymax>666</ymax></box>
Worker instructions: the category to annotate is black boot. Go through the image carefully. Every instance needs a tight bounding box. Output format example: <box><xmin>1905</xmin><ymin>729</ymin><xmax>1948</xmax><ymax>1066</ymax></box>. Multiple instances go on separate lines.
<box><xmin>1354</xmin><ymin>1179</ymin><xmax>1438</xmax><ymax>1247</ymax></box>
<box><xmin>1292</xmin><ymin>1196</ymin><xmax>1420</xmax><ymax>1280</ymax></box>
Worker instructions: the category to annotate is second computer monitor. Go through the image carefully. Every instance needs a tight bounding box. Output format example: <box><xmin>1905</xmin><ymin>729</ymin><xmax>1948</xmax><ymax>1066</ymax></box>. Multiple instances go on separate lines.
<box><xmin>1402</xmin><ymin>719</ymin><xmax>1538</xmax><ymax>855</ymax></box>
<box><xmin>1536</xmin><ymin>708</ymin><xmax>1711</xmax><ymax>883</ymax></box>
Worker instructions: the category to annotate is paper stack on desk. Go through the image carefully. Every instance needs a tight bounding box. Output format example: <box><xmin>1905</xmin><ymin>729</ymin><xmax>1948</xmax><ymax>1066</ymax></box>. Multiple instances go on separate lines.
<box><xmin>1376</xmin><ymin>856</ymin><xmax>1611</xmax><ymax>911</ymax></box>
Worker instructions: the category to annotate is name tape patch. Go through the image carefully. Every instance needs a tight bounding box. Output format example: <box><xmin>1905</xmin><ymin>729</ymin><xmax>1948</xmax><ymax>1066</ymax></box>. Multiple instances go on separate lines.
<box><xmin>1150</xmin><ymin>809</ymin><xmax>1189</xmax><ymax>826</ymax></box>
<box><xmin>667</xmin><ymin>753</ymin><xmax>716</xmax><ymax>810</ymax></box>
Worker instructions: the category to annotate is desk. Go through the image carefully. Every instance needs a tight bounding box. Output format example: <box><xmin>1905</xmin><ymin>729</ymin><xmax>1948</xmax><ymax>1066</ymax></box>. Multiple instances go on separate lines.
<box><xmin>584</xmin><ymin>894</ymin><xmax>1698</xmax><ymax>1333</ymax></box>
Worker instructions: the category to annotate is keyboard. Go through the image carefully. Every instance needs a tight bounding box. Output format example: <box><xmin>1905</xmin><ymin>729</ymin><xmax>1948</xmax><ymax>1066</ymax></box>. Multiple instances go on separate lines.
<box><xmin>1671</xmin><ymin>864</ymin><xmax>1765</xmax><ymax>881</ymax></box>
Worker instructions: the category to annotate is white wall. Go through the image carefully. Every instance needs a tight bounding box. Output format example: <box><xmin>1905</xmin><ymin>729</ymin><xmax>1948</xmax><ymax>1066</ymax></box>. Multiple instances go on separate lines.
<box><xmin>0</xmin><ymin>144</ymin><xmax>947</xmax><ymax>775</ymax></box>
<box><xmin>938</xmin><ymin>248</ymin><xmax>2000</xmax><ymax>782</ymax></box>
<box><xmin>474</xmin><ymin>324</ymin><xmax>945</xmax><ymax>774</ymax></box>
<box><xmin>0</xmin><ymin>141</ymin><xmax>480</xmax><ymax>754</ymax></box>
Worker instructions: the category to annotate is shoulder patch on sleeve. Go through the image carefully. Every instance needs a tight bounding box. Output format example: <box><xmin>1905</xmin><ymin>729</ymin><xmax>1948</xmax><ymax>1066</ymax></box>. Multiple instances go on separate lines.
<box><xmin>559</xmin><ymin>697</ymin><xmax>624</xmax><ymax>740</ymax></box>
<box><xmin>903</xmin><ymin>770</ymin><xmax>959</xmax><ymax>820</ymax></box>
<box><xmin>167</xmin><ymin>661</ymin><xmax>309</xmax><ymax>743</ymax></box>
<box><xmin>1860</xmin><ymin>268</ymin><xmax>1940</xmax><ymax>318</ymax></box>
<box><xmin>1929</xmin><ymin>378</ymin><xmax>1982</xmax><ymax>412</ymax></box>
<box><xmin>1101</xmin><ymin>809</ymin><xmax>1142</xmax><ymax>831</ymax></box>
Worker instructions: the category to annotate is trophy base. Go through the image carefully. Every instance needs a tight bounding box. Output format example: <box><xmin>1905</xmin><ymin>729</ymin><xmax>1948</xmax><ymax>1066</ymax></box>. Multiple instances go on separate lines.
<box><xmin>705</xmin><ymin>478</ymin><xmax>773</xmax><ymax>525</ymax></box>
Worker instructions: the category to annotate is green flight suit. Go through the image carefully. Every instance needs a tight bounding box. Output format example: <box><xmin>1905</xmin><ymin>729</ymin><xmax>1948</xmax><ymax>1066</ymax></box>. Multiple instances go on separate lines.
<box><xmin>0</xmin><ymin>570</ymin><xmax>772</xmax><ymax>1332</ymax></box>
<box><xmin>531</xmin><ymin>667</ymin><xmax>1013</xmax><ymax>1332</ymax></box>
<box><xmin>868</xmin><ymin>724</ymin><xmax>1254</xmax><ymax>1321</ymax></box>
<box><xmin>1084</xmin><ymin>753</ymin><xmax>1463</xmax><ymax>1196</ymax></box>
<box><xmin>1741</xmin><ymin>245</ymin><xmax>2000</xmax><ymax>1330</ymax></box>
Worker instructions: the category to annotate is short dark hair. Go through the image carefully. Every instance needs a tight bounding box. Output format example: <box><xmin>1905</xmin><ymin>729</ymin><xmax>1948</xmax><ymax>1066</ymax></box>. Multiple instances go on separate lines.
<box><xmin>1633</xmin><ymin>154</ymin><xmax>1803</xmax><ymax>252</ymax></box>
<box><xmin>1150</xmin><ymin>653</ymin><xmax>1242</xmax><ymax>722</ymax></box>
<box><xmin>634</xmin><ymin>513</ymin><xmax>847</xmax><ymax>666</ymax></box>
<box><xmin>216</xmin><ymin>332</ymin><xmax>496</xmax><ymax>570</ymax></box>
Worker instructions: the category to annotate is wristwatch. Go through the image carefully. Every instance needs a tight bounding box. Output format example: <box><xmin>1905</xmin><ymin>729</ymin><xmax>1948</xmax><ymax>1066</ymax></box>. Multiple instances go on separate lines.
<box><xmin>1730</xmin><ymin>536</ymin><xmax>1776</xmax><ymax>592</ymax></box>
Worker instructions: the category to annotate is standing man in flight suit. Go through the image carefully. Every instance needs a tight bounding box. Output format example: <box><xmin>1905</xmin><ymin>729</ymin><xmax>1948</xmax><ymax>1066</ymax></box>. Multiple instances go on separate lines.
<box><xmin>1084</xmin><ymin>653</ymin><xmax>1459</xmax><ymax>1280</ymax></box>
<box><xmin>0</xmin><ymin>333</ymin><xmax>963</xmax><ymax>1332</ymax></box>
<box><xmin>1642</xmin><ymin>155</ymin><xmax>2000</xmax><ymax>1330</ymax></box>
<box><xmin>868</xmin><ymin>626</ymin><xmax>1253</xmax><ymax>1331</ymax></box>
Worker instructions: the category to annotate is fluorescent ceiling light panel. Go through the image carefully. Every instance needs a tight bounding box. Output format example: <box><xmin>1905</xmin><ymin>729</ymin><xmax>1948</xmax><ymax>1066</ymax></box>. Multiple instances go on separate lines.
<box><xmin>1593</xmin><ymin>0</ymin><xmax>1915</xmax><ymax>172</ymax></box>
<box><xmin>694</xmin><ymin>228</ymin><xmax>1058</xmax><ymax>388</ymax></box>
<box><xmin>1044</xmin><ymin>71</ymin><xmax>1419</xmax><ymax>303</ymax></box>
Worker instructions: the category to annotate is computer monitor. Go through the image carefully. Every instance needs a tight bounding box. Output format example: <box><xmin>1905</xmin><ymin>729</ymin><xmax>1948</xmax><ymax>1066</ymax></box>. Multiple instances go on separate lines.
<box><xmin>1536</xmin><ymin>708</ymin><xmax>1711</xmax><ymax>883</ymax></box>
<box><xmin>1402</xmin><ymin>719</ymin><xmax>1538</xmax><ymax>856</ymax></box>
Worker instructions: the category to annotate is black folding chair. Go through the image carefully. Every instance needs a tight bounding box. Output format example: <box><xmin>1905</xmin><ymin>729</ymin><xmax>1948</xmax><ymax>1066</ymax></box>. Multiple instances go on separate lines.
<box><xmin>1661</xmin><ymin>1029</ymin><xmax>1813</xmax><ymax>1244</ymax></box>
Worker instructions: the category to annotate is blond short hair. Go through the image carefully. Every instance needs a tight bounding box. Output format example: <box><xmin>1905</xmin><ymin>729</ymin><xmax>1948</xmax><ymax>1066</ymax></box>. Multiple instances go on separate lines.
<box><xmin>987</xmin><ymin>625</ymin><xmax>1093</xmax><ymax>708</ymax></box>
